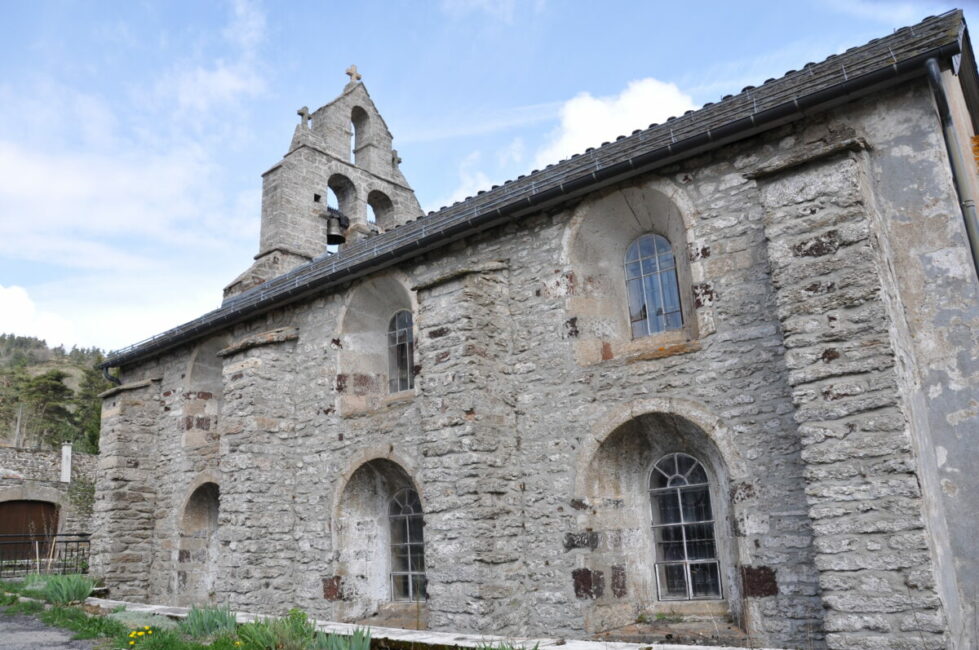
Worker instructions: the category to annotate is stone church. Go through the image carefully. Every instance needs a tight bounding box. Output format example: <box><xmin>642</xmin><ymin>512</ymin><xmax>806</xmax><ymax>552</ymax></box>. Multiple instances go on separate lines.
<box><xmin>93</xmin><ymin>10</ymin><xmax>979</xmax><ymax>650</ymax></box>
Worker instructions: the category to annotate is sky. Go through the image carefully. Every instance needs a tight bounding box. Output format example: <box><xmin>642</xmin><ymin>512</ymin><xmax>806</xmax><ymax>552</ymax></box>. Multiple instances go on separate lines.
<box><xmin>0</xmin><ymin>0</ymin><xmax>974</xmax><ymax>352</ymax></box>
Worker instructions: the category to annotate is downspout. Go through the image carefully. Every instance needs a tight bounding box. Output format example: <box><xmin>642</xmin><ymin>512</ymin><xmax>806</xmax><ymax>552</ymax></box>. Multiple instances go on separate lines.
<box><xmin>101</xmin><ymin>365</ymin><xmax>121</xmax><ymax>386</ymax></box>
<box><xmin>925</xmin><ymin>57</ymin><xmax>979</xmax><ymax>281</ymax></box>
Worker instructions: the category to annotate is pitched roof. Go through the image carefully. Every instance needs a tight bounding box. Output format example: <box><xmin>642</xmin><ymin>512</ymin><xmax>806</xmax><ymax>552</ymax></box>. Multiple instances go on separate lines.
<box><xmin>104</xmin><ymin>9</ymin><xmax>969</xmax><ymax>368</ymax></box>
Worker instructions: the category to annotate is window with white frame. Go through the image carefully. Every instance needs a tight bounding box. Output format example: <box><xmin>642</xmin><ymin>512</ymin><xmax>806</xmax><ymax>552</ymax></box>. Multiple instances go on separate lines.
<box><xmin>389</xmin><ymin>488</ymin><xmax>426</xmax><ymax>601</ymax></box>
<box><xmin>387</xmin><ymin>310</ymin><xmax>414</xmax><ymax>393</ymax></box>
<box><xmin>626</xmin><ymin>233</ymin><xmax>683</xmax><ymax>338</ymax></box>
<box><xmin>649</xmin><ymin>453</ymin><xmax>722</xmax><ymax>600</ymax></box>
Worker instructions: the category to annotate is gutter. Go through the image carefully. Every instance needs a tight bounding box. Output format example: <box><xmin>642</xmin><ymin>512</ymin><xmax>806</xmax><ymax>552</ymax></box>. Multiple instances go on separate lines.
<box><xmin>102</xmin><ymin>41</ymin><xmax>963</xmax><ymax>371</ymax></box>
<box><xmin>925</xmin><ymin>57</ymin><xmax>979</xmax><ymax>281</ymax></box>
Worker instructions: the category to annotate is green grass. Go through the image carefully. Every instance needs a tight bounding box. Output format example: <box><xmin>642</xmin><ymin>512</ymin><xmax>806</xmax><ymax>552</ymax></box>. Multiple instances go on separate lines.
<box><xmin>39</xmin><ymin>605</ymin><xmax>128</xmax><ymax>639</ymax></box>
<box><xmin>179</xmin><ymin>605</ymin><xmax>238</xmax><ymax>639</ymax></box>
<box><xmin>4</xmin><ymin>598</ymin><xmax>44</xmax><ymax>615</ymax></box>
<box><xmin>236</xmin><ymin>609</ymin><xmax>370</xmax><ymax>650</ymax></box>
<box><xmin>42</xmin><ymin>574</ymin><xmax>94</xmax><ymax>605</ymax></box>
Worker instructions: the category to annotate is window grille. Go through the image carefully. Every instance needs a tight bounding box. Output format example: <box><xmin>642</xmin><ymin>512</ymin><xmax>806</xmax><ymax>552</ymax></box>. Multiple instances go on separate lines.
<box><xmin>388</xmin><ymin>310</ymin><xmax>414</xmax><ymax>393</ymax></box>
<box><xmin>649</xmin><ymin>453</ymin><xmax>722</xmax><ymax>600</ymax></box>
<box><xmin>626</xmin><ymin>233</ymin><xmax>683</xmax><ymax>337</ymax></box>
<box><xmin>389</xmin><ymin>488</ymin><xmax>426</xmax><ymax>601</ymax></box>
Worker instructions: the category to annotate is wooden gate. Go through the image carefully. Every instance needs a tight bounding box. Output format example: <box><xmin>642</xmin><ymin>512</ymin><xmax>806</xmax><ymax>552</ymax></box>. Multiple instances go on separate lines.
<box><xmin>0</xmin><ymin>500</ymin><xmax>59</xmax><ymax>560</ymax></box>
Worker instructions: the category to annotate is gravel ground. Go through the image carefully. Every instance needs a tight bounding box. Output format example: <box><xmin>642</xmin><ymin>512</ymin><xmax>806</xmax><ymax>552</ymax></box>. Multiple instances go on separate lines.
<box><xmin>0</xmin><ymin>612</ymin><xmax>98</xmax><ymax>650</ymax></box>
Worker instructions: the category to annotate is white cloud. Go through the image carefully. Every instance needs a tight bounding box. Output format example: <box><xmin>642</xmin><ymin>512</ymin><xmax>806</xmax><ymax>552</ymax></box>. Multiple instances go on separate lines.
<box><xmin>431</xmin><ymin>151</ymin><xmax>494</xmax><ymax>210</ymax></box>
<box><xmin>497</xmin><ymin>137</ymin><xmax>525</xmax><ymax>167</ymax></box>
<box><xmin>0</xmin><ymin>285</ymin><xmax>76</xmax><ymax>348</ymax></box>
<box><xmin>224</xmin><ymin>0</ymin><xmax>267</xmax><ymax>51</ymax></box>
<box><xmin>397</xmin><ymin>100</ymin><xmax>561</xmax><ymax>144</ymax></box>
<box><xmin>534</xmin><ymin>78</ymin><xmax>696</xmax><ymax>168</ymax></box>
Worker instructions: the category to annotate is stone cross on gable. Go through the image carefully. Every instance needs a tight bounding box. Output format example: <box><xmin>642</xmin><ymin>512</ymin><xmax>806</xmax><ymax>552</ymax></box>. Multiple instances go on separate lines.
<box><xmin>297</xmin><ymin>106</ymin><xmax>310</xmax><ymax>127</ymax></box>
<box><xmin>345</xmin><ymin>65</ymin><xmax>362</xmax><ymax>83</ymax></box>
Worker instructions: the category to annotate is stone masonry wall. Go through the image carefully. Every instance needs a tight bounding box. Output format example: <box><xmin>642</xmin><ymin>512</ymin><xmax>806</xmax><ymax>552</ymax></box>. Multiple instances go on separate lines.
<box><xmin>0</xmin><ymin>446</ymin><xmax>98</xmax><ymax>533</ymax></box>
<box><xmin>91</xmin><ymin>81</ymin><xmax>972</xmax><ymax>649</ymax></box>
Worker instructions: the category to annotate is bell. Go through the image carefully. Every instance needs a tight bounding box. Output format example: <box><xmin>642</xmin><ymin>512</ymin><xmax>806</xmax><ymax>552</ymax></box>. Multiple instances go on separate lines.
<box><xmin>326</xmin><ymin>213</ymin><xmax>346</xmax><ymax>245</ymax></box>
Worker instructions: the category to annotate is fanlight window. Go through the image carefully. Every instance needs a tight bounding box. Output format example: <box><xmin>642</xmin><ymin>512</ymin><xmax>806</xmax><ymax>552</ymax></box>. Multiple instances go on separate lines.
<box><xmin>389</xmin><ymin>488</ymin><xmax>426</xmax><ymax>601</ymax></box>
<box><xmin>388</xmin><ymin>310</ymin><xmax>414</xmax><ymax>393</ymax></box>
<box><xmin>626</xmin><ymin>233</ymin><xmax>683</xmax><ymax>337</ymax></box>
<box><xmin>649</xmin><ymin>453</ymin><xmax>721</xmax><ymax>600</ymax></box>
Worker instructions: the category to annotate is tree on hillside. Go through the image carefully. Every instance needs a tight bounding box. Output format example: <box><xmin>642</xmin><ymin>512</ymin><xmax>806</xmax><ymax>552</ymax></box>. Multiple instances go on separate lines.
<box><xmin>73</xmin><ymin>362</ymin><xmax>112</xmax><ymax>453</ymax></box>
<box><xmin>19</xmin><ymin>370</ymin><xmax>76</xmax><ymax>448</ymax></box>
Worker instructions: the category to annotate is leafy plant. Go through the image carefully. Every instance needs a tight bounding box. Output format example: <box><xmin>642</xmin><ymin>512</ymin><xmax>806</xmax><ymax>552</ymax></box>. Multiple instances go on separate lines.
<box><xmin>179</xmin><ymin>605</ymin><xmax>238</xmax><ymax>639</ymax></box>
<box><xmin>476</xmin><ymin>643</ymin><xmax>539</xmax><ymax>650</ymax></box>
<box><xmin>42</xmin><ymin>573</ymin><xmax>94</xmax><ymax>605</ymax></box>
<box><xmin>237</xmin><ymin>609</ymin><xmax>369</xmax><ymax>650</ymax></box>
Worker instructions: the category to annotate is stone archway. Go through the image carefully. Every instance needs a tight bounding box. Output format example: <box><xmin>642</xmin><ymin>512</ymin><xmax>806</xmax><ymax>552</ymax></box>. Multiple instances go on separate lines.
<box><xmin>332</xmin><ymin>457</ymin><xmax>426</xmax><ymax>624</ymax></box>
<box><xmin>572</xmin><ymin>401</ymin><xmax>744</xmax><ymax>631</ymax></box>
<box><xmin>176</xmin><ymin>482</ymin><xmax>219</xmax><ymax>606</ymax></box>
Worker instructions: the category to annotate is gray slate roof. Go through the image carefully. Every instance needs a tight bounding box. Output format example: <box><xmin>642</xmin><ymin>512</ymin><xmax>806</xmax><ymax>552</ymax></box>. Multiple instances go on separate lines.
<box><xmin>104</xmin><ymin>9</ymin><xmax>968</xmax><ymax>368</ymax></box>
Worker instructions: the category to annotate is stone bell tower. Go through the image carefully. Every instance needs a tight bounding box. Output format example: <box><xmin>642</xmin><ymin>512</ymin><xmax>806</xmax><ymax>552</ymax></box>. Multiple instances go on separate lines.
<box><xmin>224</xmin><ymin>67</ymin><xmax>423</xmax><ymax>300</ymax></box>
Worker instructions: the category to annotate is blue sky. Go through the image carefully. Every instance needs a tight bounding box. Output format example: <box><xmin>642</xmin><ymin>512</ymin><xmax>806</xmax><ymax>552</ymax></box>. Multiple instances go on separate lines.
<box><xmin>0</xmin><ymin>0</ymin><xmax>971</xmax><ymax>351</ymax></box>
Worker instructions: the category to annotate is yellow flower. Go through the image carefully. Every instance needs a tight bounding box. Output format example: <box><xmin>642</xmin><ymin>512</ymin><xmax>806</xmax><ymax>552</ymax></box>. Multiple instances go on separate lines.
<box><xmin>137</xmin><ymin>631</ymin><xmax>145</xmax><ymax>636</ymax></box>
<box><xmin>129</xmin><ymin>643</ymin><xmax>135</xmax><ymax>647</ymax></box>
<box><xmin>148</xmin><ymin>630</ymin><xmax>153</xmax><ymax>634</ymax></box>
<box><xmin>144</xmin><ymin>626</ymin><xmax>151</xmax><ymax>630</ymax></box>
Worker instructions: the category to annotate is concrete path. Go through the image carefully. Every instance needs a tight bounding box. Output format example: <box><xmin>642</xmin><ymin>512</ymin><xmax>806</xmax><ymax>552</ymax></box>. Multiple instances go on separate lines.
<box><xmin>0</xmin><ymin>612</ymin><xmax>96</xmax><ymax>650</ymax></box>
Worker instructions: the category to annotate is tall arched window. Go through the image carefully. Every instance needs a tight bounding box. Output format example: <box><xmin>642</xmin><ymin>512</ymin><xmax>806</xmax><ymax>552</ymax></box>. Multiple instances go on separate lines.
<box><xmin>388</xmin><ymin>310</ymin><xmax>414</xmax><ymax>393</ymax></box>
<box><xmin>649</xmin><ymin>453</ymin><xmax>721</xmax><ymax>600</ymax></box>
<box><xmin>389</xmin><ymin>488</ymin><xmax>426</xmax><ymax>601</ymax></box>
<box><xmin>626</xmin><ymin>233</ymin><xmax>683</xmax><ymax>338</ymax></box>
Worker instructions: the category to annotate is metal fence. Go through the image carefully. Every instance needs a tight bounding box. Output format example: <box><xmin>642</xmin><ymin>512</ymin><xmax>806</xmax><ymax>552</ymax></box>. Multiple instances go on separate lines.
<box><xmin>0</xmin><ymin>533</ymin><xmax>90</xmax><ymax>578</ymax></box>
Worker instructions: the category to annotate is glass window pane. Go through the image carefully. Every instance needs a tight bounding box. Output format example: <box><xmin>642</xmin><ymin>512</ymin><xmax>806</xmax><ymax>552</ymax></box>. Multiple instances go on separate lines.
<box><xmin>408</xmin><ymin>516</ymin><xmax>424</xmax><ymax>543</ymax></box>
<box><xmin>676</xmin><ymin>454</ymin><xmax>695</xmax><ymax>476</ymax></box>
<box><xmin>684</xmin><ymin>523</ymin><xmax>717</xmax><ymax>560</ymax></box>
<box><xmin>392</xmin><ymin>546</ymin><xmax>411</xmax><ymax>572</ymax></box>
<box><xmin>641</xmin><ymin>255</ymin><xmax>659</xmax><ymax>276</ymax></box>
<box><xmin>665</xmin><ymin>310</ymin><xmax>683</xmax><ymax>330</ymax></box>
<box><xmin>650</xmin><ymin>467</ymin><xmax>670</xmax><ymax>489</ymax></box>
<box><xmin>626</xmin><ymin>240</ymin><xmax>641</xmax><ymax>262</ymax></box>
<box><xmin>654</xmin><ymin>525</ymin><xmax>686</xmax><ymax>561</ymax></box>
<box><xmin>657</xmin><ymin>563</ymin><xmax>687</xmax><ymax>599</ymax></box>
<box><xmin>653</xmin><ymin>234</ymin><xmax>672</xmax><ymax>254</ymax></box>
<box><xmin>392</xmin><ymin>574</ymin><xmax>410</xmax><ymax>600</ymax></box>
<box><xmin>687</xmin><ymin>464</ymin><xmax>708</xmax><ymax>485</ymax></box>
<box><xmin>627</xmin><ymin>278</ymin><xmax>645</xmax><ymax>322</ymax></box>
<box><xmin>639</xmin><ymin>234</ymin><xmax>656</xmax><ymax>258</ymax></box>
<box><xmin>411</xmin><ymin>575</ymin><xmax>427</xmax><ymax>601</ymax></box>
<box><xmin>658</xmin><ymin>251</ymin><xmax>676</xmax><ymax>271</ymax></box>
<box><xmin>651</xmin><ymin>491</ymin><xmax>682</xmax><ymax>525</ymax></box>
<box><xmin>643</xmin><ymin>274</ymin><xmax>664</xmax><ymax>322</ymax></box>
<box><xmin>690</xmin><ymin>562</ymin><xmax>721</xmax><ymax>598</ymax></box>
<box><xmin>393</xmin><ymin>516</ymin><xmax>409</xmax><ymax>542</ymax></box>
<box><xmin>409</xmin><ymin>544</ymin><xmax>425</xmax><ymax>572</ymax></box>
<box><xmin>626</xmin><ymin>261</ymin><xmax>642</xmax><ymax>280</ymax></box>
<box><xmin>661</xmin><ymin>268</ymin><xmax>681</xmax><ymax>313</ymax></box>
<box><xmin>681</xmin><ymin>486</ymin><xmax>713</xmax><ymax>523</ymax></box>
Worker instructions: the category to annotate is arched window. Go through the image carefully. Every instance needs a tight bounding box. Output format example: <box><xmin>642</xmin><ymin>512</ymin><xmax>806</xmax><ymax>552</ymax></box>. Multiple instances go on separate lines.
<box><xmin>388</xmin><ymin>310</ymin><xmax>414</xmax><ymax>393</ymax></box>
<box><xmin>626</xmin><ymin>233</ymin><xmax>683</xmax><ymax>338</ymax></box>
<box><xmin>389</xmin><ymin>488</ymin><xmax>426</xmax><ymax>601</ymax></box>
<box><xmin>649</xmin><ymin>453</ymin><xmax>721</xmax><ymax>600</ymax></box>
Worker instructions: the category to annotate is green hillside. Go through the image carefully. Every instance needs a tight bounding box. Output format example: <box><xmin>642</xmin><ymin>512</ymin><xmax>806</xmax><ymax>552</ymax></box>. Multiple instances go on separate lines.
<box><xmin>0</xmin><ymin>334</ymin><xmax>112</xmax><ymax>452</ymax></box>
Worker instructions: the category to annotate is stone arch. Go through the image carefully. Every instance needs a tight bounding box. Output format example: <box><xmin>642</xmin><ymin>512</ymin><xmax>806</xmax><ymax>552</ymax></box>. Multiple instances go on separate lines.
<box><xmin>331</xmin><ymin>455</ymin><xmax>425</xmax><ymax>619</ymax></box>
<box><xmin>351</xmin><ymin>105</ymin><xmax>370</xmax><ymax>164</ymax></box>
<box><xmin>571</xmin><ymin>398</ymin><xmax>743</xmax><ymax>627</ymax></box>
<box><xmin>327</xmin><ymin>173</ymin><xmax>358</xmax><ymax>218</ymax></box>
<box><xmin>366</xmin><ymin>189</ymin><xmax>394</xmax><ymax>228</ymax></box>
<box><xmin>182</xmin><ymin>335</ymin><xmax>229</xmax><ymax>448</ymax></box>
<box><xmin>335</xmin><ymin>272</ymin><xmax>417</xmax><ymax>414</ymax></box>
<box><xmin>176</xmin><ymin>481</ymin><xmax>220</xmax><ymax>606</ymax></box>
<box><xmin>562</xmin><ymin>178</ymin><xmax>704</xmax><ymax>364</ymax></box>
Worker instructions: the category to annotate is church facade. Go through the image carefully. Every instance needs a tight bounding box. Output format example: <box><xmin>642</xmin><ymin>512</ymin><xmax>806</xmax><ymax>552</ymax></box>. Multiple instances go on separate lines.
<box><xmin>93</xmin><ymin>12</ymin><xmax>979</xmax><ymax>650</ymax></box>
